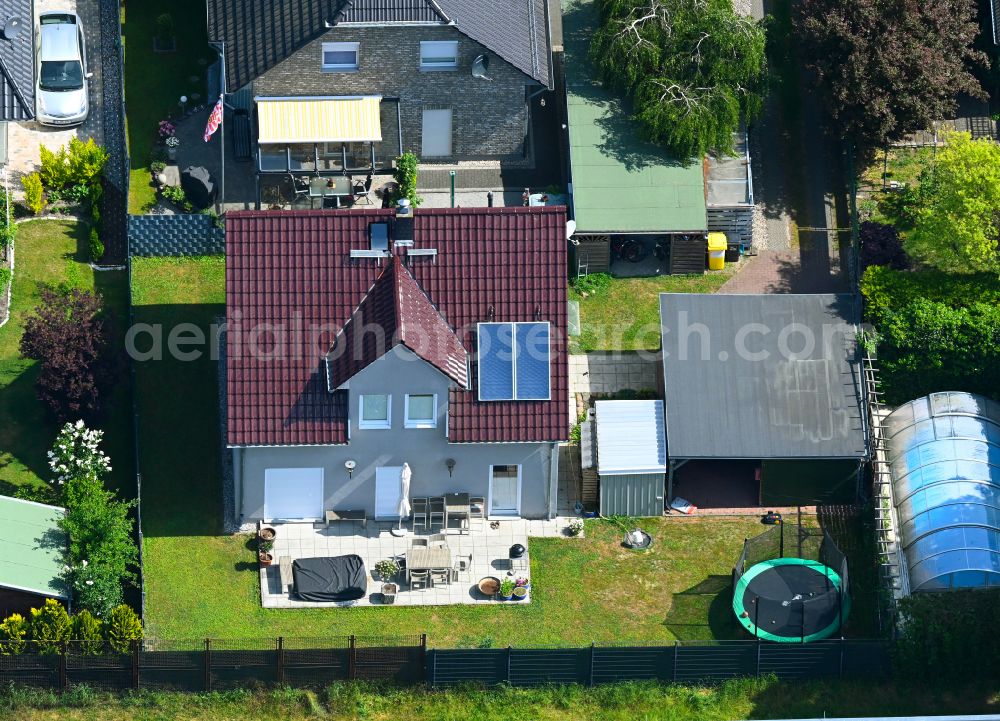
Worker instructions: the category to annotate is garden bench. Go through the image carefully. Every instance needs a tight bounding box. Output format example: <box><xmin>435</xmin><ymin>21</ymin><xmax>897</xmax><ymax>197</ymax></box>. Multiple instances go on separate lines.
<box><xmin>231</xmin><ymin>109</ymin><xmax>252</xmax><ymax>162</ymax></box>
<box><xmin>278</xmin><ymin>555</ymin><xmax>293</xmax><ymax>592</ymax></box>
<box><xmin>325</xmin><ymin>509</ymin><xmax>367</xmax><ymax>528</ymax></box>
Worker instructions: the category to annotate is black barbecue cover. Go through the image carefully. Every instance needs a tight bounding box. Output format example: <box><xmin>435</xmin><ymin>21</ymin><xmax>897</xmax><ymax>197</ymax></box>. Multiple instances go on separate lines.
<box><xmin>180</xmin><ymin>166</ymin><xmax>217</xmax><ymax>209</ymax></box>
<box><xmin>292</xmin><ymin>555</ymin><xmax>367</xmax><ymax>602</ymax></box>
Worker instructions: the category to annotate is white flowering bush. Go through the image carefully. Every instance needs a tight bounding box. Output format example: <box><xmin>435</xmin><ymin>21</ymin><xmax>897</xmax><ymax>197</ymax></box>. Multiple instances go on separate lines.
<box><xmin>48</xmin><ymin>420</ymin><xmax>112</xmax><ymax>490</ymax></box>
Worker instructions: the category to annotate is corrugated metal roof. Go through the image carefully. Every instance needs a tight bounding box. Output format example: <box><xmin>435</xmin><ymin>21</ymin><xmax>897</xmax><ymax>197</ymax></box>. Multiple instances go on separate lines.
<box><xmin>562</xmin><ymin>0</ymin><xmax>706</xmax><ymax>234</ymax></box>
<box><xmin>0</xmin><ymin>496</ymin><xmax>69</xmax><ymax>599</ymax></box>
<box><xmin>0</xmin><ymin>1</ymin><xmax>35</xmax><ymax>121</ymax></box>
<box><xmin>660</xmin><ymin>294</ymin><xmax>866</xmax><ymax>460</ymax></box>
<box><xmin>596</xmin><ymin>400</ymin><xmax>667</xmax><ymax>475</ymax></box>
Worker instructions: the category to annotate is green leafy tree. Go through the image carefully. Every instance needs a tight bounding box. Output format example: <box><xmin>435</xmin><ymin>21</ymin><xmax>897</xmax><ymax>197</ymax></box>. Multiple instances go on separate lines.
<box><xmin>0</xmin><ymin>613</ymin><xmax>27</xmax><ymax>654</ymax></box>
<box><xmin>795</xmin><ymin>0</ymin><xmax>986</xmax><ymax>161</ymax></box>
<box><xmin>28</xmin><ymin>599</ymin><xmax>71</xmax><ymax>654</ymax></box>
<box><xmin>590</xmin><ymin>0</ymin><xmax>767</xmax><ymax>159</ymax></box>
<box><xmin>71</xmin><ymin>609</ymin><xmax>104</xmax><ymax>655</ymax></box>
<box><xmin>104</xmin><ymin>605</ymin><xmax>142</xmax><ymax>654</ymax></box>
<box><xmin>906</xmin><ymin>133</ymin><xmax>1000</xmax><ymax>273</ymax></box>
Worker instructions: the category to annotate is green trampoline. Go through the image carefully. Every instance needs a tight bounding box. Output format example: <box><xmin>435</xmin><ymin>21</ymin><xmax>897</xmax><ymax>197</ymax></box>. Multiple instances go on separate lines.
<box><xmin>732</xmin><ymin>557</ymin><xmax>850</xmax><ymax>643</ymax></box>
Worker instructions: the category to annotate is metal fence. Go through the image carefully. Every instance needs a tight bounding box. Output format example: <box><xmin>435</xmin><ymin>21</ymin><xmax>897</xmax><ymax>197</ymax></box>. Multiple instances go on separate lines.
<box><xmin>97</xmin><ymin>0</ymin><xmax>129</xmax><ymax>263</ymax></box>
<box><xmin>0</xmin><ymin>636</ymin><xmax>892</xmax><ymax>691</ymax></box>
<box><xmin>0</xmin><ymin>636</ymin><xmax>426</xmax><ymax>692</ymax></box>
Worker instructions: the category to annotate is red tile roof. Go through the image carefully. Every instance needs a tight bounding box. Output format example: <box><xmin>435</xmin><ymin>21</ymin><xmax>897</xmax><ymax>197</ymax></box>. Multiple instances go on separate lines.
<box><xmin>226</xmin><ymin>207</ymin><xmax>568</xmax><ymax>446</ymax></box>
<box><xmin>328</xmin><ymin>255</ymin><xmax>470</xmax><ymax>389</ymax></box>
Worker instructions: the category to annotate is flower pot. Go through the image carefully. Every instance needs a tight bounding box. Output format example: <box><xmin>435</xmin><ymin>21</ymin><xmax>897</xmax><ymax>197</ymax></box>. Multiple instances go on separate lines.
<box><xmin>258</xmin><ymin>527</ymin><xmax>276</xmax><ymax>541</ymax></box>
<box><xmin>497</xmin><ymin>591</ymin><xmax>513</xmax><ymax>601</ymax></box>
<box><xmin>167</xmin><ymin>147</ymin><xmax>178</xmax><ymax>161</ymax></box>
<box><xmin>478</xmin><ymin>576</ymin><xmax>500</xmax><ymax>598</ymax></box>
<box><xmin>381</xmin><ymin>583</ymin><xmax>398</xmax><ymax>604</ymax></box>
<box><xmin>258</xmin><ymin>552</ymin><xmax>273</xmax><ymax>567</ymax></box>
<box><xmin>512</xmin><ymin>586</ymin><xmax>528</xmax><ymax>601</ymax></box>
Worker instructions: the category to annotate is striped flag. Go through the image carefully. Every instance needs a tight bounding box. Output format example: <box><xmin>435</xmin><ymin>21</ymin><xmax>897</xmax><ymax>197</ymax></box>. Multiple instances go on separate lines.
<box><xmin>203</xmin><ymin>96</ymin><xmax>224</xmax><ymax>142</ymax></box>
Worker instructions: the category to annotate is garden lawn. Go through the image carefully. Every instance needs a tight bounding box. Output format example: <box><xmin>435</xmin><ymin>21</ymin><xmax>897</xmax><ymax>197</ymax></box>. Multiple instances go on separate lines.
<box><xmin>5</xmin><ymin>678</ymin><xmax>1000</xmax><ymax>720</ymax></box>
<box><xmin>570</xmin><ymin>272</ymin><xmax>733</xmax><ymax>352</ymax></box>
<box><xmin>0</xmin><ymin>220</ymin><xmax>131</xmax><ymax>496</ymax></box>
<box><xmin>123</xmin><ymin>1</ymin><xmax>210</xmax><ymax>213</ymax></box>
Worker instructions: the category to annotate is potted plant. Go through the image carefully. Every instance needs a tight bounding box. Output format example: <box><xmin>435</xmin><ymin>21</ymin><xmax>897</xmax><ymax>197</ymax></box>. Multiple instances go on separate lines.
<box><xmin>498</xmin><ymin>578</ymin><xmax>515</xmax><ymax>601</ymax></box>
<box><xmin>258</xmin><ymin>538</ymin><xmax>274</xmax><ymax>567</ymax></box>
<box><xmin>374</xmin><ymin>558</ymin><xmax>399</xmax><ymax>582</ymax></box>
<box><xmin>567</xmin><ymin>519</ymin><xmax>585</xmax><ymax>537</ymax></box>
<box><xmin>258</xmin><ymin>526</ymin><xmax>276</xmax><ymax>542</ymax></box>
<box><xmin>165</xmin><ymin>136</ymin><xmax>180</xmax><ymax>160</ymax></box>
<box><xmin>512</xmin><ymin>586</ymin><xmax>528</xmax><ymax>601</ymax></box>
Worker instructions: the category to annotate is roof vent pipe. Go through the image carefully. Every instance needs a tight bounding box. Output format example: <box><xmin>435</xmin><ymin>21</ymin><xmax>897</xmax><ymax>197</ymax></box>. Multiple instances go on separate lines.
<box><xmin>393</xmin><ymin>198</ymin><xmax>414</xmax><ymax>248</ymax></box>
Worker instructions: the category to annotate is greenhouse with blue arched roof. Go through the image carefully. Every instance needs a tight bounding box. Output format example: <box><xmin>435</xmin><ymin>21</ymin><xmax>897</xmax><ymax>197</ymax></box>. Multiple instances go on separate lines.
<box><xmin>886</xmin><ymin>392</ymin><xmax>1000</xmax><ymax>592</ymax></box>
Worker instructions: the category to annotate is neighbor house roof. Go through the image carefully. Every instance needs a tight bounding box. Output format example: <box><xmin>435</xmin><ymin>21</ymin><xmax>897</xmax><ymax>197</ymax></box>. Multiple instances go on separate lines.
<box><xmin>660</xmin><ymin>294</ymin><xmax>866</xmax><ymax>460</ymax></box>
<box><xmin>595</xmin><ymin>400</ymin><xmax>667</xmax><ymax>475</ymax></box>
<box><xmin>562</xmin><ymin>0</ymin><xmax>706</xmax><ymax>234</ymax></box>
<box><xmin>0</xmin><ymin>496</ymin><xmax>68</xmax><ymax>600</ymax></box>
<box><xmin>207</xmin><ymin>0</ymin><xmax>551</xmax><ymax>90</ymax></box>
<box><xmin>328</xmin><ymin>255</ymin><xmax>469</xmax><ymax>389</ymax></box>
<box><xmin>0</xmin><ymin>1</ymin><xmax>35</xmax><ymax>121</ymax></box>
<box><xmin>226</xmin><ymin>207</ymin><xmax>568</xmax><ymax>446</ymax></box>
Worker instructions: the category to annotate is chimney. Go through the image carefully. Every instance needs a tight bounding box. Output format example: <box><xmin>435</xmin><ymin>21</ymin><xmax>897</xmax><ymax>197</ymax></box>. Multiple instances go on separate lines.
<box><xmin>393</xmin><ymin>199</ymin><xmax>414</xmax><ymax>248</ymax></box>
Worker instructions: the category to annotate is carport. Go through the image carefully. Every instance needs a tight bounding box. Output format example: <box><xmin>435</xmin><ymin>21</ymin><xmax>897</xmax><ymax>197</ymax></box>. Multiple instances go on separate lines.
<box><xmin>659</xmin><ymin>293</ymin><xmax>867</xmax><ymax>508</ymax></box>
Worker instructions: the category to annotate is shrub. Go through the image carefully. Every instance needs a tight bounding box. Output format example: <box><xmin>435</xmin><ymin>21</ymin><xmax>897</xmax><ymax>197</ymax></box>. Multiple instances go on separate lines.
<box><xmin>390</xmin><ymin>152</ymin><xmax>422</xmax><ymax>207</ymax></box>
<box><xmin>572</xmin><ymin>272</ymin><xmax>612</xmax><ymax>296</ymax></box>
<box><xmin>71</xmin><ymin>610</ymin><xmax>104</xmax><ymax>655</ymax></box>
<box><xmin>860</xmin><ymin>265</ymin><xmax>1000</xmax><ymax>325</ymax></box>
<box><xmin>28</xmin><ymin>600</ymin><xmax>71</xmax><ymax>654</ymax></box>
<box><xmin>149</xmin><ymin>160</ymin><xmax>166</xmax><ymax>174</ymax></box>
<box><xmin>859</xmin><ymin>221</ymin><xmax>907</xmax><ymax>271</ymax></box>
<box><xmin>160</xmin><ymin>184</ymin><xmax>192</xmax><ymax>211</ymax></box>
<box><xmin>157</xmin><ymin>120</ymin><xmax>176</xmax><ymax>139</ymax></box>
<box><xmin>88</xmin><ymin>228</ymin><xmax>104</xmax><ymax>263</ymax></box>
<box><xmin>21</xmin><ymin>173</ymin><xmax>45</xmax><ymax>215</ymax></box>
<box><xmin>48</xmin><ymin>421</ymin><xmax>112</xmax><ymax>491</ymax></box>
<box><xmin>0</xmin><ymin>613</ymin><xmax>27</xmax><ymax>654</ymax></box>
<box><xmin>105</xmin><ymin>606</ymin><xmax>142</xmax><ymax>654</ymax></box>
<box><xmin>90</xmin><ymin>203</ymin><xmax>101</xmax><ymax>228</ymax></box>
<box><xmin>19</xmin><ymin>287</ymin><xmax>115</xmax><ymax>422</ymax></box>
<box><xmin>39</xmin><ymin>145</ymin><xmax>70</xmax><ymax>189</ymax></box>
<box><xmin>39</xmin><ymin>139</ymin><xmax>108</xmax><ymax>191</ymax></box>
<box><xmin>0</xmin><ymin>267</ymin><xmax>10</xmax><ymax>294</ymax></box>
<box><xmin>0</xmin><ymin>223</ymin><xmax>17</xmax><ymax>249</ymax></box>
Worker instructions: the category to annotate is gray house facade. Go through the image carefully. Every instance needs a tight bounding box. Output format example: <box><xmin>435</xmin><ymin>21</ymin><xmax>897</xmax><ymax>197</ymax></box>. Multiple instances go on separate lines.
<box><xmin>225</xmin><ymin>206</ymin><xmax>569</xmax><ymax>525</ymax></box>
<box><xmin>208</xmin><ymin>0</ymin><xmax>552</xmax><ymax>173</ymax></box>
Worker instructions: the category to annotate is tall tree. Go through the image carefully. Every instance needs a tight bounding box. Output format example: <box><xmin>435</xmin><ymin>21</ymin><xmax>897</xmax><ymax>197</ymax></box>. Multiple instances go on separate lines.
<box><xmin>591</xmin><ymin>0</ymin><xmax>767</xmax><ymax>160</ymax></box>
<box><xmin>795</xmin><ymin>0</ymin><xmax>986</xmax><ymax>160</ymax></box>
<box><xmin>19</xmin><ymin>287</ymin><xmax>115</xmax><ymax>422</ymax></box>
<box><xmin>907</xmin><ymin>133</ymin><xmax>1000</xmax><ymax>273</ymax></box>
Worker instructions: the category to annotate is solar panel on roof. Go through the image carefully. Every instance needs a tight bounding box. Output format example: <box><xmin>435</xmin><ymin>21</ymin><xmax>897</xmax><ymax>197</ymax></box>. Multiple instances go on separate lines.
<box><xmin>477</xmin><ymin>322</ymin><xmax>551</xmax><ymax>402</ymax></box>
<box><xmin>478</xmin><ymin>323</ymin><xmax>515</xmax><ymax>401</ymax></box>
<box><xmin>515</xmin><ymin>322</ymin><xmax>550</xmax><ymax>400</ymax></box>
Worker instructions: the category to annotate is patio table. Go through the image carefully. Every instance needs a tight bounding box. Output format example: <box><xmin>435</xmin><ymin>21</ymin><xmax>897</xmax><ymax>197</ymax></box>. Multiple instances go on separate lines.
<box><xmin>309</xmin><ymin>176</ymin><xmax>352</xmax><ymax>208</ymax></box>
<box><xmin>406</xmin><ymin>546</ymin><xmax>452</xmax><ymax>581</ymax></box>
<box><xmin>444</xmin><ymin>493</ymin><xmax>470</xmax><ymax>534</ymax></box>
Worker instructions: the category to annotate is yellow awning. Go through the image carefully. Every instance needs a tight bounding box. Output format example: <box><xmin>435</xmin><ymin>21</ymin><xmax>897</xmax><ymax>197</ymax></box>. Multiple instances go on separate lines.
<box><xmin>256</xmin><ymin>96</ymin><xmax>382</xmax><ymax>144</ymax></box>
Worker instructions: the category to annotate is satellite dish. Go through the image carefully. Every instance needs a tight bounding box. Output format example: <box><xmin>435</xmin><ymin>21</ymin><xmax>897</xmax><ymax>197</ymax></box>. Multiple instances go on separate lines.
<box><xmin>2</xmin><ymin>17</ymin><xmax>24</xmax><ymax>41</ymax></box>
<box><xmin>472</xmin><ymin>54</ymin><xmax>491</xmax><ymax>80</ymax></box>
<box><xmin>566</xmin><ymin>219</ymin><xmax>577</xmax><ymax>241</ymax></box>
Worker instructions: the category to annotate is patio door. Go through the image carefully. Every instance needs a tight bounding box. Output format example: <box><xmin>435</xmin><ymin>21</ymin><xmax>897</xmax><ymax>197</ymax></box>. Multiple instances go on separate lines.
<box><xmin>264</xmin><ymin>468</ymin><xmax>324</xmax><ymax>520</ymax></box>
<box><xmin>375</xmin><ymin>466</ymin><xmax>404</xmax><ymax>521</ymax></box>
<box><xmin>489</xmin><ymin>464</ymin><xmax>521</xmax><ymax>517</ymax></box>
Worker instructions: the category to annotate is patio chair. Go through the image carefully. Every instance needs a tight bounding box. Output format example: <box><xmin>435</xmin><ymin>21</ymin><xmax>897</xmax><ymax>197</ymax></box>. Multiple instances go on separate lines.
<box><xmin>410</xmin><ymin>538</ymin><xmax>428</xmax><ymax>548</ymax></box>
<box><xmin>428</xmin><ymin>533</ymin><xmax>448</xmax><ymax>547</ymax></box>
<box><xmin>412</xmin><ymin>497</ymin><xmax>429</xmax><ymax>530</ymax></box>
<box><xmin>353</xmin><ymin>171</ymin><xmax>374</xmax><ymax>205</ymax></box>
<box><xmin>452</xmin><ymin>552</ymin><xmax>472</xmax><ymax>582</ymax></box>
<box><xmin>430</xmin><ymin>567</ymin><xmax>450</xmax><ymax>586</ymax></box>
<box><xmin>409</xmin><ymin>569</ymin><xmax>431</xmax><ymax>591</ymax></box>
<box><xmin>428</xmin><ymin>497</ymin><xmax>446</xmax><ymax>528</ymax></box>
<box><xmin>288</xmin><ymin>174</ymin><xmax>309</xmax><ymax>199</ymax></box>
<box><xmin>469</xmin><ymin>496</ymin><xmax>486</xmax><ymax>526</ymax></box>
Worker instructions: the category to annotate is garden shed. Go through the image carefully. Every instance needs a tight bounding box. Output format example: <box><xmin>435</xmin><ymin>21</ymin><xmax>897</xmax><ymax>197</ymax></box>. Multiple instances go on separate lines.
<box><xmin>595</xmin><ymin>400</ymin><xmax>667</xmax><ymax>516</ymax></box>
<box><xmin>659</xmin><ymin>293</ymin><xmax>867</xmax><ymax>508</ymax></box>
<box><xmin>0</xmin><ymin>496</ymin><xmax>68</xmax><ymax>616</ymax></box>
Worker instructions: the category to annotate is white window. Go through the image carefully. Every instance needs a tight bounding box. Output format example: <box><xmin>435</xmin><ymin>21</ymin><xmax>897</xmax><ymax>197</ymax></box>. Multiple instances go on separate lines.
<box><xmin>420</xmin><ymin>41</ymin><xmax>458</xmax><ymax>70</ymax></box>
<box><xmin>421</xmin><ymin>109</ymin><xmax>453</xmax><ymax>157</ymax></box>
<box><xmin>404</xmin><ymin>394</ymin><xmax>437</xmax><ymax>428</ymax></box>
<box><xmin>322</xmin><ymin>42</ymin><xmax>359</xmax><ymax>71</ymax></box>
<box><xmin>359</xmin><ymin>394</ymin><xmax>391</xmax><ymax>429</ymax></box>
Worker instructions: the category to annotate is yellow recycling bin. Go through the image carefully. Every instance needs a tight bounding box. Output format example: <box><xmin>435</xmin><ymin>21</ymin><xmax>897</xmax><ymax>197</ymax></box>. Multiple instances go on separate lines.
<box><xmin>707</xmin><ymin>232</ymin><xmax>728</xmax><ymax>270</ymax></box>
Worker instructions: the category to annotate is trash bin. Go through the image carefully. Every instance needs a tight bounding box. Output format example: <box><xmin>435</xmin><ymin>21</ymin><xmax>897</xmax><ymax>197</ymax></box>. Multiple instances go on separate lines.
<box><xmin>725</xmin><ymin>243</ymin><xmax>741</xmax><ymax>263</ymax></box>
<box><xmin>707</xmin><ymin>232</ymin><xmax>728</xmax><ymax>270</ymax></box>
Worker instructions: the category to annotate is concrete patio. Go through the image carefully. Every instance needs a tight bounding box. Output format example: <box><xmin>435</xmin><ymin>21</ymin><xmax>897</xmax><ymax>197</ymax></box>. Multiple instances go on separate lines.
<box><xmin>260</xmin><ymin>516</ymin><xmax>578</xmax><ymax>608</ymax></box>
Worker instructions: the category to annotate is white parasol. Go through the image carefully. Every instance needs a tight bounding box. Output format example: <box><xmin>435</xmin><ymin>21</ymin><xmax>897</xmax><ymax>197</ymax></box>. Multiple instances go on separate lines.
<box><xmin>391</xmin><ymin>463</ymin><xmax>412</xmax><ymax>536</ymax></box>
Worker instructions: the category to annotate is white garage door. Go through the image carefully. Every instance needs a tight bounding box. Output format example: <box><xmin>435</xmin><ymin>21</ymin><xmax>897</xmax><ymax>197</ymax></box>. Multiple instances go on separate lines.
<box><xmin>264</xmin><ymin>468</ymin><xmax>324</xmax><ymax>520</ymax></box>
<box><xmin>374</xmin><ymin>466</ymin><xmax>404</xmax><ymax>521</ymax></box>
